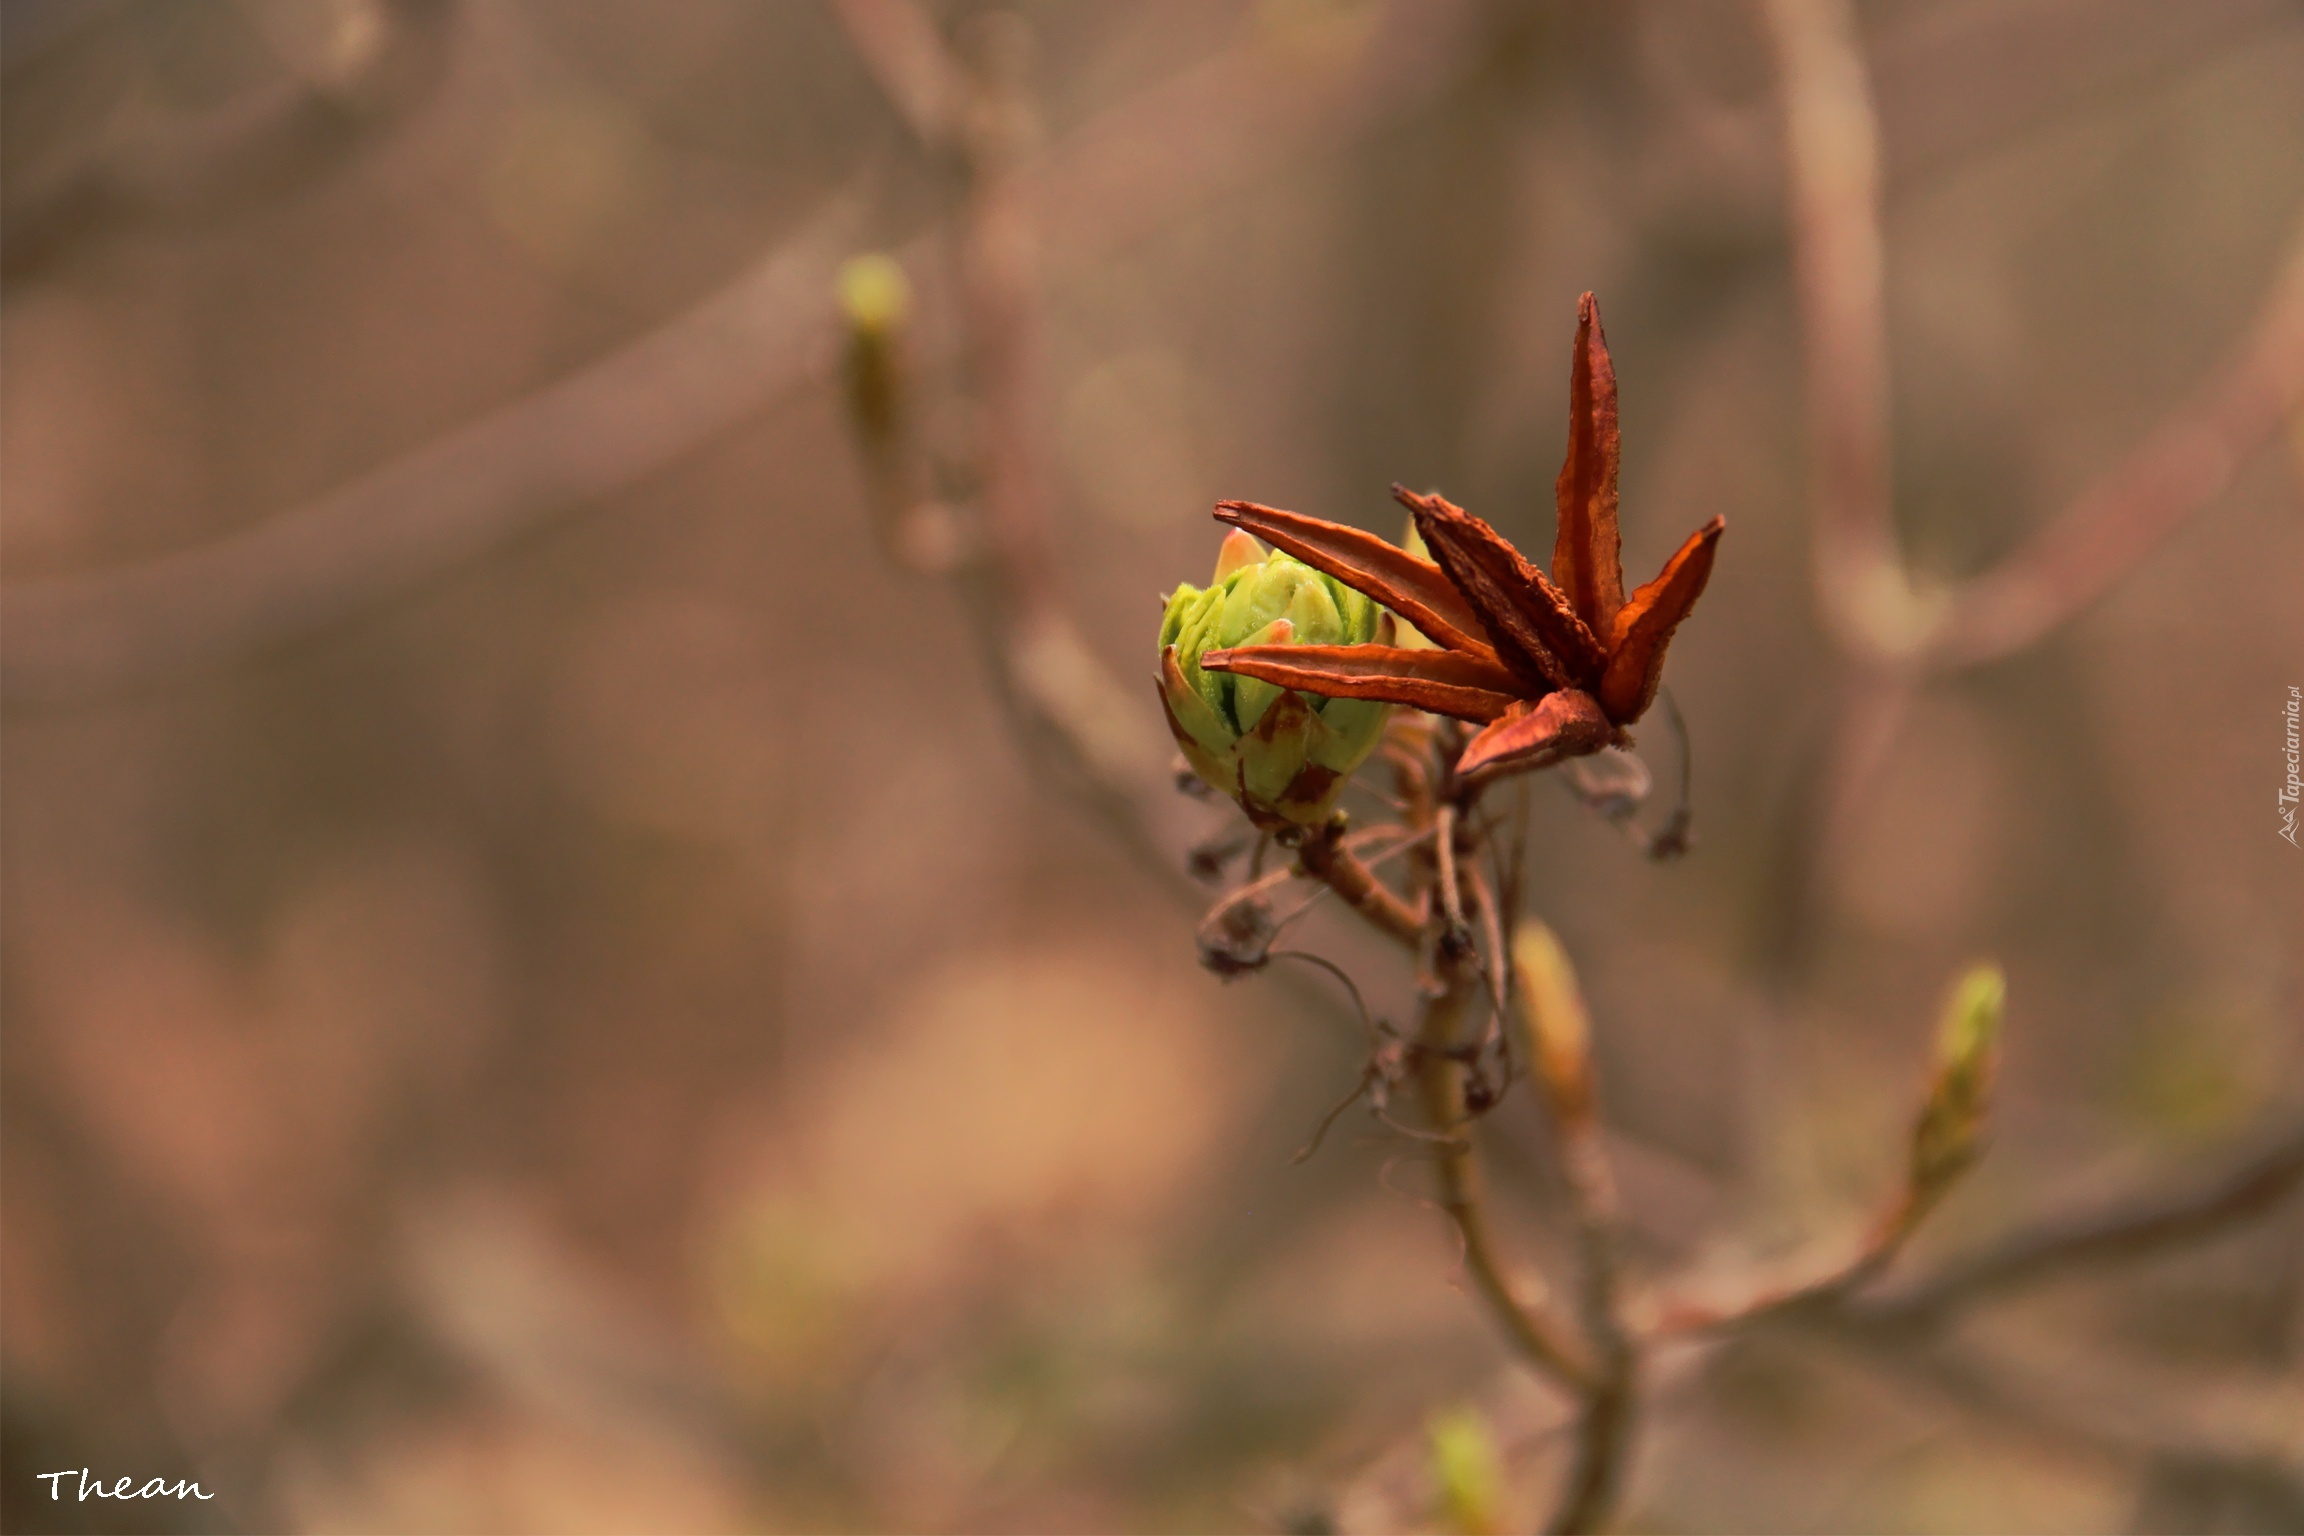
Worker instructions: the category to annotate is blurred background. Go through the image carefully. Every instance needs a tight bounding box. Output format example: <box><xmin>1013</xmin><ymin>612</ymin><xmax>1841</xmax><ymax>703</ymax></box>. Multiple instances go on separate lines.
<box><xmin>4</xmin><ymin>1</ymin><xmax>2301</xmax><ymax>1531</ymax></box>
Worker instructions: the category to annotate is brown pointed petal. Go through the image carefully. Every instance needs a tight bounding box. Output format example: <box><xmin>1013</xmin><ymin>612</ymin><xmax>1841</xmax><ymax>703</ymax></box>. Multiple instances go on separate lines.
<box><xmin>1455</xmin><ymin>690</ymin><xmax>1612</xmax><ymax>782</ymax></box>
<box><xmin>1394</xmin><ymin>486</ymin><xmax>1604</xmax><ymax>691</ymax></box>
<box><xmin>1200</xmin><ymin>643</ymin><xmax>1516</xmax><ymax>724</ymax></box>
<box><xmin>1212</xmin><ymin>501</ymin><xmax>1499</xmax><ymax>661</ymax></box>
<box><xmin>1597</xmin><ymin>516</ymin><xmax>1723</xmax><ymax>724</ymax></box>
<box><xmin>1554</xmin><ymin>292</ymin><xmax>1625</xmax><ymax>632</ymax></box>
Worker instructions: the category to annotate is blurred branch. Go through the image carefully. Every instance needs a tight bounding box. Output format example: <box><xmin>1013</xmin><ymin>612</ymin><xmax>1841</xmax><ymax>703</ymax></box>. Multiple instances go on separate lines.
<box><xmin>1761</xmin><ymin>0</ymin><xmax>2304</xmax><ymax>988</ymax></box>
<box><xmin>1417</xmin><ymin>928</ymin><xmax>1595</xmax><ymax>1396</ymax></box>
<box><xmin>1</xmin><ymin>0</ymin><xmax>1482</xmax><ymax>706</ymax></box>
<box><xmin>1513</xmin><ymin>924</ymin><xmax>1634</xmax><ymax>1534</ymax></box>
<box><xmin>3</xmin><ymin>0</ymin><xmax>459</xmax><ymax>280</ymax></box>
<box><xmin>833</xmin><ymin>4</ymin><xmax>1186</xmax><ymax>880</ymax></box>
<box><xmin>1765</xmin><ymin>0</ymin><xmax>1912</xmax><ymax>667</ymax></box>
<box><xmin>1926</xmin><ymin>237</ymin><xmax>2304</xmax><ymax>668</ymax></box>
<box><xmin>1853</xmin><ymin>1117</ymin><xmax>2304</xmax><ymax>1334</ymax></box>
<box><xmin>832</xmin><ymin>0</ymin><xmax>964</xmax><ymax>151</ymax></box>
<box><xmin>2</xmin><ymin>189</ymin><xmax>866</xmax><ymax>704</ymax></box>
<box><xmin>1769</xmin><ymin>0</ymin><xmax>2304</xmax><ymax>674</ymax></box>
<box><xmin>1287</xmin><ymin>790</ymin><xmax>1591</xmax><ymax>1394</ymax></box>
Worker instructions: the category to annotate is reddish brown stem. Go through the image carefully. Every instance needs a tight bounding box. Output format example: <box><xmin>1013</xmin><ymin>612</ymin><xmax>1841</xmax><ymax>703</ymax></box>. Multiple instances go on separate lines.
<box><xmin>1294</xmin><ymin>820</ymin><xmax>1424</xmax><ymax>947</ymax></box>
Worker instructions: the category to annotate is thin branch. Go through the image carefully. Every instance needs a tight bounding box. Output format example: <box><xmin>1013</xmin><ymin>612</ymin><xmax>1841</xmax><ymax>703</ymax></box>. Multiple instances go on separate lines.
<box><xmin>1765</xmin><ymin>0</ymin><xmax>1916</xmax><ymax>666</ymax></box>
<box><xmin>1854</xmin><ymin>1118</ymin><xmax>2304</xmax><ymax>1333</ymax></box>
<box><xmin>1923</xmin><ymin>231</ymin><xmax>2304</xmax><ymax>668</ymax></box>
<box><xmin>1296</xmin><ymin>819</ymin><xmax>1425</xmax><ymax>948</ymax></box>
<box><xmin>1292</xmin><ymin>790</ymin><xmax>1591</xmax><ymax>1393</ymax></box>
<box><xmin>1</xmin><ymin>0</ymin><xmax>1484</xmax><ymax>704</ymax></box>
<box><xmin>3</xmin><ymin>0</ymin><xmax>459</xmax><ymax>279</ymax></box>
<box><xmin>1770</xmin><ymin>0</ymin><xmax>2304</xmax><ymax>675</ymax></box>
<box><xmin>1519</xmin><ymin>923</ymin><xmax>1637</xmax><ymax>1535</ymax></box>
<box><xmin>2</xmin><ymin>188</ymin><xmax>869</xmax><ymax>703</ymax></box>
<box><xmin>1417</xmin><ymin>940</ymin><xmax>1595</xmax><ymax>1394</ymax></box>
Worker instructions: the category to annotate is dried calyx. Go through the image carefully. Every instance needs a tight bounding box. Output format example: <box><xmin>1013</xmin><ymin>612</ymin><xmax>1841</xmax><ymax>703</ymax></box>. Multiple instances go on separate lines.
<box><xmin>1199</xmin><ymin>293</ymin><xmax>1723</xmax><ymax>785</ymax></box>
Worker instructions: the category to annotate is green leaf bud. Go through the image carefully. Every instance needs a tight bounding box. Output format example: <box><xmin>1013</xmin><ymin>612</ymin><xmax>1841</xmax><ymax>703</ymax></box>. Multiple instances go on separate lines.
<box><xmin>1429</xmin><ymin>1405</ymin><xmax>1503</xmax><ymax>1536</ymax></box>
<box><xmin>1911</xmin><ymin>962</ymin><xmax>2006</xmax><ymax>1193</ymax></box>
<box><xmin>1512</xmin><ymin>920</ymin><xmax>1596</xmax><ymax>1126</ymax></box>
<box><xmin>1157</xmin><ymin>531</ymin><xmax>1394</xmax><ymax>829</ymax></box>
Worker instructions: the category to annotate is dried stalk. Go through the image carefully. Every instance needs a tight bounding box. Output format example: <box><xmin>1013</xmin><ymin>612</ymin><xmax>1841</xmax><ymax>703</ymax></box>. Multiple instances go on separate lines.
<box><xmin>1540</xmin><ymin>1084</ymin><xmax>1634</xmax><ymax>1534</ymax></box>
<box><xmin>1414</xmin><ymin>929</ymin><xmax>1595</xmax><ymax>1394</ymax></box>
<box><xmin>1295</xmin><ymin>821</ymin><xmax>1425</xmax><ymax>948</ymax></box>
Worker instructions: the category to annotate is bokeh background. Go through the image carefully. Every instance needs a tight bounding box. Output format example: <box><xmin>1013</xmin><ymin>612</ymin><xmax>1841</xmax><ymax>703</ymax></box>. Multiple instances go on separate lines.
<box><xmin>4</xmin><ymin>1</ymin><xmax>2302</xmax><ymax>1531</ymax></box>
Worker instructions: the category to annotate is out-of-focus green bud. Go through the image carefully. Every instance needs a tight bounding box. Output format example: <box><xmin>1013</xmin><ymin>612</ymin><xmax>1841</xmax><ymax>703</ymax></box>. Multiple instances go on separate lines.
<box><xmin>837</xmin><ymin>253</ymin><xmax>910</xmax><ymax>335</ymax></box>
<box><xmin>1428</xmin><ymin>1405</ymin><xmax>1503</xmax><ymax>1536</ymax></box>
<box><xmin>1512</xmin><ymin>920</ymin><xmax>1595</xmax><ymax>1127</ymax></box>
<box><xmin>1911</xmin><ymin>962</ymin><xmax>2005</xmax><ymax>1193</ymax></box>
<box><xmin>838</xmin><ymin>253</ymin><xmax>911</xmax><ymax>441</ymax></box>
<box><xmin>1158</xmin><ymin>531</ymin><xmax>1393</xmax><ymax>829</ymax></box>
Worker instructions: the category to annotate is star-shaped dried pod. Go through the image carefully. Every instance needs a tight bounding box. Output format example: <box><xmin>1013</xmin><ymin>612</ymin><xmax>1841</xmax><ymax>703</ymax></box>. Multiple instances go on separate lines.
<box><xmin>1201</xmin><ymin>293</ymin><xmax>1723</xmax><ymax>784</ymax></box>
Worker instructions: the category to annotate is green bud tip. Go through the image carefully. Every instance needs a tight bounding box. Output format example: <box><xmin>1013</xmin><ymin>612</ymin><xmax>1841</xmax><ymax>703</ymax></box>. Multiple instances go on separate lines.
<box><xmin>1911</xmin><ymin>960</ymin><xmax>2005</xmax><ymax>1192</ymax></box>
<box><xmin>837</xmin><ymin>253</ymin><xmax>910</xmax><ymax>335</ymax></box>
<box><xmin>1937</xmin><ymin>962</ymin><xmax>2005</xmax><ymax>1073</ymax></box>
<box><xmin>1213</xmin><ymin>528</ymin><xmax>1264</xmax><ymax>582</ymax></box>
<box><xmin>1429</xmin><ymin>1406</ymin><xmax>1503</xmax><ymax>1536</ymax></box>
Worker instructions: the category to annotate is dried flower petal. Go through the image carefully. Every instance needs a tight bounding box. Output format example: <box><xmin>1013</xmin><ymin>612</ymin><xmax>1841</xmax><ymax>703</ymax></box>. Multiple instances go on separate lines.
<box><xmin>1212</xmin><ymin>500</ymin><xmax>1499</xmax><ymax>662</ymax></box>
<box><xmin>1394</xmin><ymin>487</ymin><xmax>1605</xmax><ymax>691</ymax></box>
<box><xmin>1554</xmin><ymin>292</ymin><xmax>1626</xmax><ymax>634</ymax></box>
<box><xmin>1596</xmin><ymin>515</ymin><xmax>1723</xmax><ymax>724</ymax></box>
<box><xmin>1201</xmin><ymin>642</ymin><xmax>1518</xmax><ymax>723</ymax></box>
<box><xmin>1455</xmin><ymin>689</ymin><xmax>1612</xmax><ymax>780</ymax></box>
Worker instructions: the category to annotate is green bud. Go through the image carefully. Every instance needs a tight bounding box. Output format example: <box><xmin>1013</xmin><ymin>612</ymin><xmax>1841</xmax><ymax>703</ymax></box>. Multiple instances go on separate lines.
<box><xmin>1429</xmin><ymin>1405</ymin><xmax>1503</xmax><ymax>1536</ymax></box>
<box><xmin>1157</xmin><ymin>531</ymin><xmax>1393</xmax><ymax>829</ymax></box>
<box><xmin>1511</xmin><ymin>920</ymin><xmax>1595</xmax><ymax>1126</ymax></box>
<box><xmin>837</xmin><ymin>253</ymin><xmax>910</xmax><ymax>335</ymax></box>
<box><xmin>838</xmin><ymin>253</ymin><xmax>911</xmax><ymax>442</ymax></box>
<box><xmin>1911</xmin><ymin>962</ymin><xmax>2005</xmax><ymax>1193</ymax></box>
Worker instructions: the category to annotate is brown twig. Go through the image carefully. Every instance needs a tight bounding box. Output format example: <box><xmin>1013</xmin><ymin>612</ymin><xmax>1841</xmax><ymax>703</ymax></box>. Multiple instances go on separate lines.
<box><xmin>1923</xmin><ymin>235</ymin><xmax>2304</xmax><ymax>668</ymax></box>
<box><xmin>1</xmin><ymin>0</ymin><xmax>1484</xmax><ymax>704</ymax></box>
<box><xmin>1769</xmin><ymin>0</ymin><xmax>2304</xmax><ymax>674</ymax></box>
<box><xmin>1295</xmin><ymin>819</ymin><xmax>1424</xmax><ymax>949</ymax></box>
<box><xmin>1290</xmin><ymin>792</ymin><xmax>1591</xmax><ymax>1393</ymax></box>
<box><xmin>3</xmin><ymin>0</ymin><xmax>459</xmax><ymax>280</ymax></box>
<box><xmin>1852</xmin><ymin>1117</ymin><xmax>2304</xmax><ymax>1334</ymax></box>
<box><xmin>835</xmin><ymin>5</ymin><xmax>1222</xmax><ymax>893</ymax></box>
<box><xmin>1417</xmin><ymin>936</ymin><xmax>1595</xmax><ymax>1394</ymax></box>
<box><xmin>1514</xmin><ymin>922</ymin><xmax>1637</xmax><ymax>1533</ymax></box>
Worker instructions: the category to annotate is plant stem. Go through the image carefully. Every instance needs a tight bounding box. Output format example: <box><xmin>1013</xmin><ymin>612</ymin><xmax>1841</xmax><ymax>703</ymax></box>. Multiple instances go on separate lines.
<box><xmin>1296</xmin><ymin>820</ymin><xmax>1424</xmax><ymax>946</ymax></box>
<box><xmin>1544</xmin><ymin>1084</ymin><xmax>1636</xmax><ymax>1534</ymax></box>
<box><xmin>1415</xmin><ymin>939</ymin><xmax>1595</xmax><ymax>1393</ymax></box>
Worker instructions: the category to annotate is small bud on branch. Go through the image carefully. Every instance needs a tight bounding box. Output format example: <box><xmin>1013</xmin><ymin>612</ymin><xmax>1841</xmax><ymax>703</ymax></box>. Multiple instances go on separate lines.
<box><xmin>1513</xmin><ymin>919</ymin><xmax>1597</xmax><ymax>1129</ymax></box>
<box><xmin>1910</xmin><ymin>962</ymin><xmax>2005</xmax><ymax>1199</ymax></box>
